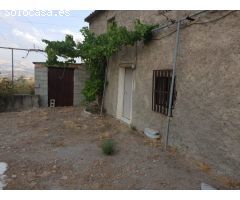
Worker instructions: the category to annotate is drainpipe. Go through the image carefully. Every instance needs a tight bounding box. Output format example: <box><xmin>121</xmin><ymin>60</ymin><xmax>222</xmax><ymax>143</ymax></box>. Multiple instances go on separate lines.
<box><xmin>165</xmin><ymin>20</ymin><xmax>181</xmax><ymax>150</ymax></box>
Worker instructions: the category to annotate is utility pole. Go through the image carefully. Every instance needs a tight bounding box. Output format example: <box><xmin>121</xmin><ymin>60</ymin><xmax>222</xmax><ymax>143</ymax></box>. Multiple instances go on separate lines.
<box><xmin>0</xmin><ymin>46</ymin><xmax>44</xmax><ymax>88</ymax></box>
<box><xmin>11</xmin><ymin>49</ymin><xmax>14</xmax><ymax>88</ymax></box>
<box><xmin>165</xmin><ymin>20</ymin><xmax>181</xmax><ymax>151</ymax></box>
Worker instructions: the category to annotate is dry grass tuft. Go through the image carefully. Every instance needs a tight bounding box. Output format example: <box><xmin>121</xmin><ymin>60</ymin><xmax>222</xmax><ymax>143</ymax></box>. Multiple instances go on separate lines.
<box><xmin>167</xmin><ymin>146</ymin><xmax>178</xmax><ymax>155</ymax></box>
<box><xmin>218</xmin><ymin>176</ymin><xmax>240</xmax><ymax>189</ymax></box>
<box><xmin>63</xmin><ymin>120</ymin><xmax>81</xmax><ymax>130</ymax></box>
<box><xmin>196</xmin><ymin>161</ymin><xmax>212</xmax><ymax>173</ymax></box>
<box><xmin>143</xmin><ymin>138</ymin><xmax>161</xmax><ymax>147</ymax></box>
<box><xmin>99</xmin><ymin>131</ymin><xmax>113</xmax><ymax>141</ymax></box>
<box><xmin>40</xmin><ymin>128</ymin><xmax>49</xmax><ymax>134</ymax></box>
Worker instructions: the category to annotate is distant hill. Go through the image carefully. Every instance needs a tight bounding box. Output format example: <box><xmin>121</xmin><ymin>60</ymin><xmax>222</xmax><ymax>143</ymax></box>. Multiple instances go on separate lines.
<box><xmin>0</xmin><ymin>65</ymin><xmax>34</xmax><ymax>79</ymax></box>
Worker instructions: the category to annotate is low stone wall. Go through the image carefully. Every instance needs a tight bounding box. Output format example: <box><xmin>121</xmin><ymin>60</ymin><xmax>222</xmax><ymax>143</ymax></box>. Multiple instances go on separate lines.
<box><xmin>0</xmin><ymin>94</ymin><xmax>39</xmax><ymax>112</ymax></box>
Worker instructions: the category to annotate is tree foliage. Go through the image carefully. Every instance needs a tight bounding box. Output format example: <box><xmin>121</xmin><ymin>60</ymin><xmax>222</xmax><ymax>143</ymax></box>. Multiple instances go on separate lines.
<box><xmin>43</xmin><ymin>20</ymin><xmax>158</xmax><ymax>102</ymax></box>
<box><xmin>42</xmin><ymin>35</ymin><xmax>79</xmax><ymax>66</ymax></box>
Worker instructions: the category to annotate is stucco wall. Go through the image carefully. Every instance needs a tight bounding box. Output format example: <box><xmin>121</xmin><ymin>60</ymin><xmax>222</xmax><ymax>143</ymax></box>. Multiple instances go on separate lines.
<box><xmin>171</xmin><ymin>11</ymin><xmax>240</xmax><ymax>177</ymax></box>
<box><xmin>88</xmin><ymin>10</ymin><xmax>240</xmax><ymax>179</ymax></box>
<box><xmin>89</xmin><ymin>11</ymin><xmax>183</xmax><ymax>35</ymax></box>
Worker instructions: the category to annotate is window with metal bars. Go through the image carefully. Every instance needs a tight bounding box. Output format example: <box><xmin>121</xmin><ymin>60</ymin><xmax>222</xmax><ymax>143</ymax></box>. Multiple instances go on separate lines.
<box><xmin>152</xmin><ymin>69</ymin><xmax>176</xmax><ymax>116</ymax></box>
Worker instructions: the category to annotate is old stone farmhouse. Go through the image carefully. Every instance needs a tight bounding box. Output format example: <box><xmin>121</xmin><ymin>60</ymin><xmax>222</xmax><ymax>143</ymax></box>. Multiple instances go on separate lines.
<box><xmin>85</xmin><ymin>11</ymin><xmax>240</xmax><ymax>178</ymax></box>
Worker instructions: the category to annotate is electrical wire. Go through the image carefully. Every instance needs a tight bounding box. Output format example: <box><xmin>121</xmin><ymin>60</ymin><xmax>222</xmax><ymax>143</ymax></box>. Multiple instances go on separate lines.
<box><xmin>191</xmin><ymin>10</ymin><xmax>237</xmax><ymax>25</ymax></box>
<box><xmin>22</xmin><ymin>51</ymin><xmax>30</xmax><ymax>59</ymax></box>
<box><xmin>152</xmin><ymin>11</ymin><xmax>238</xmax><ymax>41</ymax></box>
<box><xmin>159</xmin><ymin>12</ymin><xmax>176</xmax><ymax>24</ymax></box>
<box><xmin>22</xmin><ymin>16</ymin><xmax>46</xmax><ymax>41</ymax></box>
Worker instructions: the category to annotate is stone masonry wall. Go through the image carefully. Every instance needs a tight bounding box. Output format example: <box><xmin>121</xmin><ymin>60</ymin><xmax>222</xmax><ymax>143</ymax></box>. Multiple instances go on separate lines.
<box><xmin>88</xmin><ymin>11</ymin><xmax>240</xmax><ymax>179</ymax></box>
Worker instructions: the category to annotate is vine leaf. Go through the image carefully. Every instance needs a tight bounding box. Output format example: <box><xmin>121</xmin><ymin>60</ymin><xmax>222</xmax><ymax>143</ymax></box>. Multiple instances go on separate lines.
<box><xmin>43</xmin><ymin>21</ymin><xmax>158</xmax><ymax>102</ymax></box>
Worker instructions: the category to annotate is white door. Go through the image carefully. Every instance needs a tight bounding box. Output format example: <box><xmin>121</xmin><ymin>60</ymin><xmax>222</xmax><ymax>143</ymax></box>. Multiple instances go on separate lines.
<box><xmin>123</xmin><ymin>68</ymin><xmax>133</xmax><ymax>120</ymax></box>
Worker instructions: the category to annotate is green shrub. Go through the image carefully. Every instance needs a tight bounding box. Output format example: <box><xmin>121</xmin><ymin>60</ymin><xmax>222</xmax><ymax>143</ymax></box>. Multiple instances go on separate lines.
<box><xmin>101</xmin><ymin>139</ymin><xmax>115</xmax><ymax>155</ymax></box>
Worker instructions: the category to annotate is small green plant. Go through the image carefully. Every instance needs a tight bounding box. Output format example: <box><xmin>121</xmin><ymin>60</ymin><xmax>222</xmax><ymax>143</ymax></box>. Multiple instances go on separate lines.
<box><xmin>101</xmin><ymin>139</ymin><xmax>115</xmax><ymax>155</ymax></box>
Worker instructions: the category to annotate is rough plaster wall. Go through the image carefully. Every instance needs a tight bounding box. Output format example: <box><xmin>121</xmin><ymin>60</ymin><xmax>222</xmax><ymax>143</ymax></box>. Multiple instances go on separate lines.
<box><xmin>73</xmin><ymin>67</ymin><xmax>89</xmax><ymax>106</ymax></box>
<box><xmin>89</xmin><ymin>11</ymin><xmax>240</xmax><ymax>178</ymax></box>
<box><xmin>34</xmin><ymin>66</ymin><xmax>48</xmax><ymax>106</ymax></box>
<box><xmin>90</xmin><ymin>11</ymin><xmax>178</xmax><ymax>34</ymax></box>
<box><xmin>102</xmin><ymin>11</ymin><xmax>178</xmax><ymax>118</ymax></box>
<box><xmin>170</xmin><ymin>11</ymin><xmax>240</xmax><ymax>177</ymax></box>
<box><xmin>132</xmin><ymin>38</ymin><xmax>175</xmax><ymax>131</ymax></box>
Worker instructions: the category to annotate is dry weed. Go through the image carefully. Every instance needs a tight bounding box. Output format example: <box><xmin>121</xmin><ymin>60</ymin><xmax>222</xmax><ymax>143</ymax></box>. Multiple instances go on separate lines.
<box><xmin>195</xmin><ymin>161</ymin><xmax>212</xmax><ymax>173</ymax></box>
<box><xmin>218</xmin><ymin>176</ymin><xmax>240</xmax><ymax>189</ymax></box>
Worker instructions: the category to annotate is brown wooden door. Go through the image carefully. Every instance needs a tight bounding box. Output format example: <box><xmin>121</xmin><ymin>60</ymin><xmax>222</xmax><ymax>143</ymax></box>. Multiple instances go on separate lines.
<box><xmin>48</xmin><ymin>67</ymin><xmax>74</xmax><ymax>107</ymax></box>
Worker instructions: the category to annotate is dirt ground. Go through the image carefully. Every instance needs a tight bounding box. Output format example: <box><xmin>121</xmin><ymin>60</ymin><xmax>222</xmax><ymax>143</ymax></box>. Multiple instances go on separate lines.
<box><xmin>0</xmin><ymin>107</ymin><xmax>238</xmax><ymax>189</ymax></box>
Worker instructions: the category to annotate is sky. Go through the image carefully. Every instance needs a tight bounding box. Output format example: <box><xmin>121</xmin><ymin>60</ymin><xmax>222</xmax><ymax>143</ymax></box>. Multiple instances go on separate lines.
<box><xmin>0</xmin><ymin>10</ymin><xmax>92</xmax><ymax>78</ymax></box>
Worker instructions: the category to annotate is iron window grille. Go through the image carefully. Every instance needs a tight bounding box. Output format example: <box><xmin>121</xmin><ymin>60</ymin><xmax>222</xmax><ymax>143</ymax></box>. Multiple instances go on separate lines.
<box><xmin>152</xmin><ymin>69</ymin><xmax>176</xmax><ymax>116</ymax></box>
